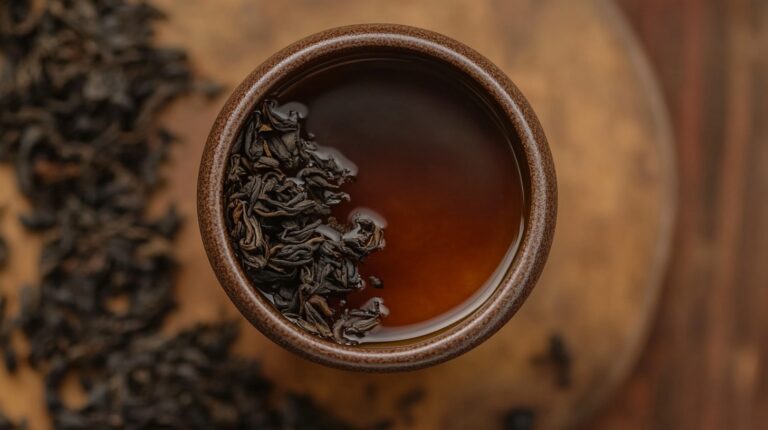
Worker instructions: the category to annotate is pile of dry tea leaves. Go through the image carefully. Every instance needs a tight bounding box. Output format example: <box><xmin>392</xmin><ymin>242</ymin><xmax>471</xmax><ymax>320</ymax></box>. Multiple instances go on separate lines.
<box><xmin>0</xmin><ymin>0</ymin><xmax>356</xmax><ymax>428</ymax></box>
<box><xmin>225</xmin><ymin>100</ymin><xmax>387</xmax><ymax>344</ymax></box>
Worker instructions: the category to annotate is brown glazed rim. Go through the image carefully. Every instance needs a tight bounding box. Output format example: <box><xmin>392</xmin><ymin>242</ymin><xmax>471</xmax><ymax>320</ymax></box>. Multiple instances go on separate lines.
<box><xmin>198</xmin><ymin>24</ymin><xmax>557</xmax><ymax>372</ymax></box>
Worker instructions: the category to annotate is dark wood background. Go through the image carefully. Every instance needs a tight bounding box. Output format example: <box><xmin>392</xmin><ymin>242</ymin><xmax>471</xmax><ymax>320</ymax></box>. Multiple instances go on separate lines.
<box><xmin>592</xmin><ymin>0</ymin><xmax>768</xmax><ymax>428</ymax></box>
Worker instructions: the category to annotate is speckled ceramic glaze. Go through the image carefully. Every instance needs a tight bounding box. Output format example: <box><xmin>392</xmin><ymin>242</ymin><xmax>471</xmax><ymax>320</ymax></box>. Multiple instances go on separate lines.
<box><xmin>198</xmin><ymin>24</ymin><xmax>556</xmax><ymax>372</ymax></box>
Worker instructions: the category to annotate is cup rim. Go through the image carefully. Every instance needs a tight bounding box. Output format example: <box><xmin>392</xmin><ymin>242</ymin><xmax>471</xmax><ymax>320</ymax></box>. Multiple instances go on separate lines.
<box><xmin>198</xmin><ymin>23</ymin><xmax>557</xmax><ymax>372</ymax></box>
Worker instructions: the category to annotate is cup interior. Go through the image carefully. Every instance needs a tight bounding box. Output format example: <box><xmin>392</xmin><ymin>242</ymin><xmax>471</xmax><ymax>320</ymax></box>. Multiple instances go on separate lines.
<box><xmin>198</xmin><ymin>24</ymin><xmax>556</xmax><ymax>371</ymax></box>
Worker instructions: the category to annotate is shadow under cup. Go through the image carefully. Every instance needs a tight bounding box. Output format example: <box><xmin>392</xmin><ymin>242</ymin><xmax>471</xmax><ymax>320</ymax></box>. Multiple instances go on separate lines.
<box><xmin>198</xmin><ymin>24</ymin><xmax>556</xmax><ymax>371</ymax></box>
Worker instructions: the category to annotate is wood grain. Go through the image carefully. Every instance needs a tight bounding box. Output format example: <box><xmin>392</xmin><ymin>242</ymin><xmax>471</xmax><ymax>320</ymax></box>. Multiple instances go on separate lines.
<box><xmin>0</xmin><ymin>1</ymin><xmax>676</xmax><ymax>429</ymax></box>
<box><xmin>588</xmin><ymin>1</ymin><xmax>768</xmax><ymax>429</ymax></box>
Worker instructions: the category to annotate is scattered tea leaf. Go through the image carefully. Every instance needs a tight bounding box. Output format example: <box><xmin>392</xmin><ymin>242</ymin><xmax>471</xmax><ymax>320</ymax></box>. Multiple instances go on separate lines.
<box><xmin>501</xmin><ymin>407</ymin><xmax>535</xmax><ymax>430</ymax></box>
<box><xmin>0</xmin><ymin>294</ymin><xmax>18</xmax><ymax>374</ymax></box>
<box><xmin>0</xmin><ymin>236</ymin><xmax>6</xmax><ymax>268</ymax></box>
<box><xmin>0</xmin><ymin>409</ymin><xmax>26</xmax><ymax>430</ymax></box>
<box><xmin>396</xmin><ymin>387</ymin><xmax>426</xmax><ymax>426</ymax></box>
<box><xmin>532</xmin><ymin>333</ymin><xmax>572</xmax><ymax>389</ymax></box>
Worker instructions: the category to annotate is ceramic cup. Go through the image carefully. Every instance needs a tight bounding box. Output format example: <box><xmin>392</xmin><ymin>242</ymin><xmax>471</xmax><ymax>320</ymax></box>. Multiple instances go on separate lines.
<box><xmin>198</xmin><ymin>24</ymin><xmax>557</xmax><ymax>372</ymax></box>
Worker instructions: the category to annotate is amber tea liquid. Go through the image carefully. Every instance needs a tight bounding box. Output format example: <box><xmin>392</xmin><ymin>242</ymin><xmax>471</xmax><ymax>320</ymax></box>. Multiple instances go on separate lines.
<box><xmin>278</xmin><ymin>54</ymin><xmax>525</xmax><ymax>343</ymax></box>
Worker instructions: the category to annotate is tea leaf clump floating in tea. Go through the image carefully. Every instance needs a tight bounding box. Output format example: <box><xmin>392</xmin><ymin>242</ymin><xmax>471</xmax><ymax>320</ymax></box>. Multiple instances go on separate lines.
<box><xmin>0</xmin><ymin>0</ymin><xmax>360</xmax><ymax>428</ymax></box>
<box><xmin>226</xmin><ymin>100</ymin><xmax>387</xmax><ymax>344</ymax></box>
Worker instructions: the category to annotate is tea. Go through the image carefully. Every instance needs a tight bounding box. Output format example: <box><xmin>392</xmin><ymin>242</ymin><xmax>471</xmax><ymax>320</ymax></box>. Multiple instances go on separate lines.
<box><xmin>226</xmin><ymin>54</ymin><xmax>524</xmax><ymax>343</ymax></box>
<box><xmin>277</xmin><ymin>55</ymin><xmax>525</xmax><ymax>342</ymax></box>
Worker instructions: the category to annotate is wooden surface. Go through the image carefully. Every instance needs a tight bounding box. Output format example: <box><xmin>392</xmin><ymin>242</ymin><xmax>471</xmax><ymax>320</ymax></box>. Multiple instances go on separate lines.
<box><xmin>589</xmin><ymin>1</ymin><xmax>768</xmax><ymax>429</ymax></box>
<box><xmin>157</xmin><ymin>1</ymin><xmax>674</xmax><ymax>428</ymax></box>
<box><xmin>0</xmin><ymin>1</ymin><xmax>676</xmax><ymax>429</ymax></box>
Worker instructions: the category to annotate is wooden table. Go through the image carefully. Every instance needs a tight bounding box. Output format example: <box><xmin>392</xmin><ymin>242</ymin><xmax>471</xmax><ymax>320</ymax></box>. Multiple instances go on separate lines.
<box><xmin>591</xmin><ymin>1</ymin><xmax>768</xmax><ymax>429</ymax></box>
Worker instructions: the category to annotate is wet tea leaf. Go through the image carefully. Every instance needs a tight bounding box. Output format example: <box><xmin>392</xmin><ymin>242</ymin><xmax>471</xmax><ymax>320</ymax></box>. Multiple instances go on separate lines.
<box><xmin>226</xmin><ymin>100</ymin><xmax>387</xmax><ymax>344</ymax></box>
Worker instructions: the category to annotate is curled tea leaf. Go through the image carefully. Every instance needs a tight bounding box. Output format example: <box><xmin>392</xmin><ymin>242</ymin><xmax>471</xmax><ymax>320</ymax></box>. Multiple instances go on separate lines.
<box><xmin>332</xmin><ymin>298</ymin><xmax>389</xmax><ymax>344</ymax></box>
<box><xmin>226</xmin><ymin>100</ymin><xmax>387</xmax><ymax>343</ymax></box>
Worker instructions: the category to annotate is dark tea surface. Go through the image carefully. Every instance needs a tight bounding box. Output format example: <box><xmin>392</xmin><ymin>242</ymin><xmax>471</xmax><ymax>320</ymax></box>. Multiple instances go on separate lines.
<box><xmin>278</xmin><ymin>56</ymin><xmax>524</xmax><ymax>342</ymax></box>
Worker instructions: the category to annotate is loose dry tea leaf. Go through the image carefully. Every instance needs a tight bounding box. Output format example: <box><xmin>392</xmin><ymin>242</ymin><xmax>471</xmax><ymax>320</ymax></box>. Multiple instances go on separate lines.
<box><xmin>532</xmin><ymin>333</ymin><xmax>573</xmax><ymax>389</ymax></box>
<box><xmin>0</xmin><ymin>235</ymin><xmax>6</xmax><ymax>268</ymax></box>
<box><xmin>0</xmin><ymin>409</ymin><xmax>26</xmax><ymax>430</ymax></box>
<box><xmin>48</xmin><ymin>323</ymin><xmax>357</xmax><ymax>429</ymax></box>
<box><xmin>396</xmin><ymin>387</ymin><xmax>426</xmax><ymax>426</ymax></box>
<box><xmin>226</xmin><ymin>99</ymin><xmax>387</xmax><ymax>344</ymax></box>
<box><xmin>501</xmin><ymin>407</ymin><xmax>535</xmax><ymax>430</ymax></box>
<box><xmin>0</xmin><ymin>294</ymin><xmax>18</xmax><ymax>374</ymax></box>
